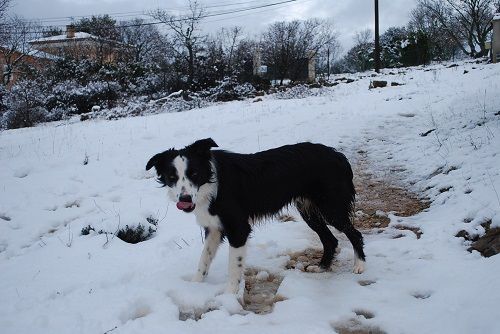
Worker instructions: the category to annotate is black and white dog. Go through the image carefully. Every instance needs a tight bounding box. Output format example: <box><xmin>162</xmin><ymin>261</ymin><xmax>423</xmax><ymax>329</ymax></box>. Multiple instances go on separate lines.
<box><xmin>146</xmin><ymin>138</ymin><xmax>365</xmax><ymax>294</ymax></box>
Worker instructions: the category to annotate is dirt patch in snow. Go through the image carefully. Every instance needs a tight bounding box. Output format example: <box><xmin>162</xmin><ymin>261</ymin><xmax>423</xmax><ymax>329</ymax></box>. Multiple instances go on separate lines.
<box><xmin>332</xmin><ymin>318</ymin><xmax>387</xmax><ymax>334</ymax></box>
<box><xmin>285</xmin><ymin>248</ymin><xmax>328</xmax><ymax>272</ymax></box>
<box><xmin>353</xmin><ymin>150</ymin><xmax>429</xmax><ymax>230</ymax></box>
<box><xmin>243</xmin><ymin>268</ymin><xmax>285</xmax><ymax>314</ymax></box>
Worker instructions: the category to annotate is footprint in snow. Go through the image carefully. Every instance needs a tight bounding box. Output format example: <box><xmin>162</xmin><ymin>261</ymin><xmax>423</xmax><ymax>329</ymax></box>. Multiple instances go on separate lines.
<box><xmin>332</xmin><ymin>317</ymin><xmax>386</xmax><ymax>334</ymax></box>
<box><xmin>13</xmin><ymin>167</ymin><xmax>31</xmax><ymax>178</ymax></box>
<box><xmin>358</xmin><ymin>279</ymin><xmax>376</xmax><ymax>286</ymax></box>
<box><xmin>411</xmin><ymin>290</ymin><xmax>432</xmax><ymax>300</ymax></box>
<box><xmin>119</xmin><ymin>300</ymin><xmax>152</xmax><ymax>324</ymax></box>
<box><xmin>353</xmin><ymin>309</ymin><xmax>375</xmax><ymax>319</ymax></box>
<box><xmin>0</xmin><ymin>213</ymin><xmax>12</xmax><ymax>221</ymax></box>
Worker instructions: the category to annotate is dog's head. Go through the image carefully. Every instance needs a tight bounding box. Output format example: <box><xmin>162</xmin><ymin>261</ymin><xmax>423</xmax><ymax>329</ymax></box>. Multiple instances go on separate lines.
<box><xmin>146</xmin><ymin>138</ymin><xmax>218</xmax><ymax>213</ymax></box>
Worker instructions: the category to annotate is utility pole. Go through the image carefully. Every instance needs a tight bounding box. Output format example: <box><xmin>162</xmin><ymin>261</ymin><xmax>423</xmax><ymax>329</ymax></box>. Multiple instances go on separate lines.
<box><xmin>374</xmin><ymin>0</ymin><xmax>381</xmax><ymax>73</ymax></box>
<box><xmin>327</xmin><ymin>47</ymin><xmax>330</xmax><ymax>77</ymax></box>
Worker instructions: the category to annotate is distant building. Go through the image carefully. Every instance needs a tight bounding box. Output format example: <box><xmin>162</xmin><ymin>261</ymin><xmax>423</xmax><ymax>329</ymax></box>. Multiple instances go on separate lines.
<box><xmin>29</xmin><ymin>25</ymin><xmax>127</xmax><ymax>63</ymax></box>
<box><xmin>492</xmin><ymin>13</ymin><xmax>500</xmax><ymax>63</ymax></box>
<box><xmin>253</xmin><ymin>49</ymin><xmax>316</xmax><ymax>83</ymax></box>
<box><xmin>0</xmin><ymin>47</ymin><xmax>56</xmax><ymax>88</ymax></box>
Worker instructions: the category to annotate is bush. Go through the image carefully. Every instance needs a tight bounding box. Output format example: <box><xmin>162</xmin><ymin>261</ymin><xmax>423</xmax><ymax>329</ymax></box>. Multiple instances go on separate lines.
<box><xmin>2</xmin><ymin>80</ymin><xmax>49</xmax><ymax>129</ymax></box>
<box><xmin>48</xmin><ymin>80</ymin><xmax>121</xmax><ymax>114</ymax></box>
<box><xmin>116</xmin><ymin>224</ymin><xmax>155</xmax><ymax>244</ymax></box>
<box><xmin>81</xmin><ymin>215</ymin><xmax>158</xmax><ymax>244</ymax></box>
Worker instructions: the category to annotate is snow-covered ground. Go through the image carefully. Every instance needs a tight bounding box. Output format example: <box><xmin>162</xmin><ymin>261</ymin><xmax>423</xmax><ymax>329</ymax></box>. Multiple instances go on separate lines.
<box><xmin>1</xmin><ymin>61</ymin><xmax>499</xmax><ymax>333</ymax></box>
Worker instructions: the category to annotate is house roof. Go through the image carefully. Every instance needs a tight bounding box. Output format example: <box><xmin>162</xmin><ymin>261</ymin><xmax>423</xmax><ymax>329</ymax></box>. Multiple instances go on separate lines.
<box><xmin>28</xmin><ymin>49</ymin><xmax>60</xmax><ymax>61</ymax></box>
<box><xmin>0</xmin><ymin>45</ymin><xmax>59</xmax><ymax>61</ymax></box>
<box><xmin>29</xmin><ymin>32</ymin><xmax>98</xmax><ymax>44</ymax></box>
<box><xmin>29</xmin><ymin>32</ymin><xmax>126</xmax><ymax>47</ymax></box>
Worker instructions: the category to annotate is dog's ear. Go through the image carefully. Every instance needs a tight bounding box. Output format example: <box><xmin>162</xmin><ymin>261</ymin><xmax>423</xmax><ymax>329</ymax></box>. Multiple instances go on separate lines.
<box><xmin>187</xmin><ymin>138</ymin><xmax>218</xmax><ymax>154</ymax></box>
<box><xmin>146</xmin><ymin>149</ymin><xmax>176</xmax><ymax>171</ymax></box>
<box><xmin>146</xmin><ymin>153</ymin><xmax>160</xmax><ymax>171</ymax></box>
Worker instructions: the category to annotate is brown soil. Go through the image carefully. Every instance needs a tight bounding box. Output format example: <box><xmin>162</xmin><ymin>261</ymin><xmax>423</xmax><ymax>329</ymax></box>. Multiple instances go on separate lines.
<box><xmin>353</xmin><ymin>150</ymin><xmax>429</xmax><ymax>230</ymax></box>
<box><xmin>243</xmin><ymin>268</ymin><xmax>285</xmax><ymax>314</ymax></box>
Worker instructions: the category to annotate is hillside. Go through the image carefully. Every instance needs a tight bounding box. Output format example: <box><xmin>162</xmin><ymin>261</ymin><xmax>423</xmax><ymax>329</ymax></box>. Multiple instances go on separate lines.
<box><xmin>1</xmin><ymin>61</ymin><xmax>499</xmax><ymax>334</ymax></box>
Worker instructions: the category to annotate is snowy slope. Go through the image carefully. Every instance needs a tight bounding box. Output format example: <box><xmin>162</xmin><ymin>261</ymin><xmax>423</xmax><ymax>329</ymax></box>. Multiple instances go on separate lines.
<box><xmin>1</xmin><ymin>61</ymin><xmax>500</xmax><ymax>334</ymax></box>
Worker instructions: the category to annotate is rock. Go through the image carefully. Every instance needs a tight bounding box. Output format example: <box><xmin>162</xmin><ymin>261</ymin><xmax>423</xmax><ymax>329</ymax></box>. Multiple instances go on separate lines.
<box><xmin>369</xmin><ymin>80</ymin><xmax>388</xmax><ymax>89</ymax></box>
<box><xmin>469</xmin><ymin>228</ymin><xmax>500</xmax><ymax>257</ymax></box>
<box><xmin>297</xmin><ymin>256</ymin><xmax>308</xmax><ymax>262</ymax></box>
<box><xmin>308</xmin><ymin>82</ymin><xmax>322</xmax><ymax>89</ymax></box>
<box><xmin>253</xmin><ymin>98</ymin><xmax>263</xmax><ymax>103</ymax></box>
<box><xmin>391</xmin><ymin>82</ymin><xmax>404</xmax><ymax>86</ymax></box>
<box><xmin>345</xmin><ymin>78</ymin><xmax>356</xmax><ymax>83</ymax></box>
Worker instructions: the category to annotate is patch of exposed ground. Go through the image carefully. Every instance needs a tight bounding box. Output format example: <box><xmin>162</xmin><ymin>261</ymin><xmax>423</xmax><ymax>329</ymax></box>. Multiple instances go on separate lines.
<box><xmin>177</xmin><ymin>268</ymin><xmax>285</xmax><ymax>321</ymax></box>
<box><xmin>332</xmin><ymin>318</ymin><xmax>387</xmax><ymax>334</ymax></box>
<box><xmin>353</xmin><ymin>150</ymin><xmax>429</xmax><ymax>230</ymax></box>
<box><xmin>243</xmin><ymin>268</ymin><xmax>285</xmax><ymax>314</ymax></box>
<box><xmin>285</xmin><ymin>248</ymin><xmax>328</xmax><ymax>272</ymax></box>
<box><xmin>456</xmin><ymin>219</ymin><xmax>500</xmax><ymax>257</ymax></box>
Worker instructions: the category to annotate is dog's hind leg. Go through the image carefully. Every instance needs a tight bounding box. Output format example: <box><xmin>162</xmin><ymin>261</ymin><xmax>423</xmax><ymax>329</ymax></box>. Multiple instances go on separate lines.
<box><xmin>315</xmin><ymin>201</ymin><xmax>366</xmax><ymax>274</ymax></box>
<box><xmin>296</xmin><ymin>199</ymin><xmax>339</xmax><ymax>270</ymax></box>
<box><xmin>343</xmin><ymin>225</ymin><xmax>365</xmax><ymax>274</ymax></box>
<box><xmin>192</xmin><ymin>227</ymin><xmax>222</xmax><ymax>282</ymax></box>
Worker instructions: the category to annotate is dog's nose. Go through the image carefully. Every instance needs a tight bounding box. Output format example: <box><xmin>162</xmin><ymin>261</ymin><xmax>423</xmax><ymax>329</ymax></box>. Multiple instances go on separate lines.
<box><xmin>179</xmin><ymin>194</ymin><xmax>193</xmax><ymax>203</ymax></box>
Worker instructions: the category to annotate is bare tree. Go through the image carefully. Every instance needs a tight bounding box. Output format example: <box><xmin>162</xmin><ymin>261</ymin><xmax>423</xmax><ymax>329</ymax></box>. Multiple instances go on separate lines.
<box><xmin>418</xmin><ymin>0</ymin><xmax>496</xmax><ymax>57</ymax></box>
<box><xmin>0</xmin><ymin>16</ymin><xmax>41</xmax><ymax>86</ymax></box>
<box><xmin>342</xmin><ymin>30</ymin><xmax>375</xmax><ymax>73</ymax></box>
<box><xmin>119</xmin><ymin>18</ymin><xmax>165</xmax><ymax>63</ymax></box>
<box><xmin>409</xmin><ymin>2</ymin><xmax>461</xmax><ymax>60</ymax></box>
<box><xmin>218</xmin><ymin>26</ymin><xmax>244</xmax><ymax>76</ymax></box>
<box><xmin>355</xmin><ymin>29</ymin><xmax>373</xmax><ymax>45</ymax></box>
<box><xmin>262</xmin><ymin>19</ymin><xmax>337</xmax><ymax>84</ymax></box>
<box><xmin>0</xmin><ymin>0</ymin><xmax>11</xmax><ymax>22</ymax></box>
<box><xmin>151</xmin><ymin>0</ymin><xmax>205</xmax><ymax>86</ymax></box>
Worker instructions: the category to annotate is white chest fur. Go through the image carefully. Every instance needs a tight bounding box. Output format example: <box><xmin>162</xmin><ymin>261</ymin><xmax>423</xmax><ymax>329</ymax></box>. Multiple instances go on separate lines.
<box><xmin>192</xmin><ymin>180</ymin><xmax>221</xmax><ymax>230</ymax></box>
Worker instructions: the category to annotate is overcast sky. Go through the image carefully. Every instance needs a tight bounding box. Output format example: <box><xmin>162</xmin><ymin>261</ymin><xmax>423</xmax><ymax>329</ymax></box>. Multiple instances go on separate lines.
<box><xmin>9</xmin><ymin>0</ymin><xmax>418</xmax><ymax>52</ymax></box>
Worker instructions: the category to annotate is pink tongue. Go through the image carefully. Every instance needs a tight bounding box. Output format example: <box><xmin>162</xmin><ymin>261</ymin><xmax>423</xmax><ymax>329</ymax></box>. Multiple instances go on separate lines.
<box><xmin>177</xmin><ymin>201</ymin><xmax>194</xmax><ymax>210</ymax></box>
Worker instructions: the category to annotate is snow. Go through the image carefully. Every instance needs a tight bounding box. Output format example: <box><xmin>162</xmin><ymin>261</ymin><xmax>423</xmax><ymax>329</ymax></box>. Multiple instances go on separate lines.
<box><xmin>30</xmin><ymin>32</ymin><xmax>95</xmax><ymax>43</ymax></box>
<box><xmin>1</xmin><ymin>60</ymin><xmax>500</xmax><ymax>333</ymax></box>
<box><xmin>494</xmin><ymin>13</ymin><xmax>500</xmax><ymax>21</ymax></box>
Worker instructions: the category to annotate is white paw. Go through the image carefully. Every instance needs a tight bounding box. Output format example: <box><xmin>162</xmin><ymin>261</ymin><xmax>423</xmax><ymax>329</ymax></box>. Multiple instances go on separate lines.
<box><xmin>191</xmin><ymin>272</ymin><xmax>204</xmax><ymax>282</ymax></box>
<box><xmin>353</xmin><ymin>260</ymin><xmax>365</xmax><ymax>274</ymax></box>
<box><xmin>306</xmin><ymin>265</ymin><xmax>326</xmax><ymax>273</ymax></box>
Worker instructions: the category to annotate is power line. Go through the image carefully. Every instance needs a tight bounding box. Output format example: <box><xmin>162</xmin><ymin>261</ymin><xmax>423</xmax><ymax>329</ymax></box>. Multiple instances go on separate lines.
<box><xmin>30</xmin><ymin>0</ymin><xmax>288</xmax><ymax>23</ymax></box>
<box><xmin>205</xmin><ymin>0</ymin><xmax>313</xmax><ymax>24</ymax></box>
<box><xmin>5</xmin><ymin>0</ymin><xmax>303</xmax><ymax>35</ymax></box>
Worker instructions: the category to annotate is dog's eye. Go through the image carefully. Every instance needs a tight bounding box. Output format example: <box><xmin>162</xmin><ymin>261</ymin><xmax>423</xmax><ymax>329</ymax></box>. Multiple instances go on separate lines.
<box><xmin>187</xmin><ymin>171</ymin><xmax>198</xmax><ymax>178</ymax></box>
<box><xmin>168</xmin><ymin>175</ymin><xmax>176</xmax><ymax>181</ymax></box>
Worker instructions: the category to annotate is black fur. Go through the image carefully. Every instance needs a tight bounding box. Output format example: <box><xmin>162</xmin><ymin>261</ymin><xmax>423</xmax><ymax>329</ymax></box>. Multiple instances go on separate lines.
<box><xmin>147</xmin><ymin>138</ymin><xmax>365</xmax><ymax>269</ymax></box>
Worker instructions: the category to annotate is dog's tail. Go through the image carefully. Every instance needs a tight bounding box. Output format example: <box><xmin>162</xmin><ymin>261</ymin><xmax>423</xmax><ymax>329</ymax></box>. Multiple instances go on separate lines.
<box><xmin>333</xmin><ymin>149</ymin><xmax>356</xmax><ymax>220</ymax></box>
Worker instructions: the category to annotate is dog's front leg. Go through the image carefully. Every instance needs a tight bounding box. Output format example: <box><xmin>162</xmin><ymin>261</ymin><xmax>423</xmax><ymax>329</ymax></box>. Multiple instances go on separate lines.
<box><xmin>224</xmin><ymin>244</ymin><xmax>247</xmax><ymax>294</ymax></box>
<box><xmin>192</xmin><ymin>228</ymin><xmax>222</xmax><ymax>282</ymax></box>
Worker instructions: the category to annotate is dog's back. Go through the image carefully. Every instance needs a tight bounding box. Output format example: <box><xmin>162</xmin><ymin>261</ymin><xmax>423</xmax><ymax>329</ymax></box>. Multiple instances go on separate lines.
<box><xmin>211</xmin><ymin>142</ymin><xmax>355</xmax><ymax>220</ymax></box>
